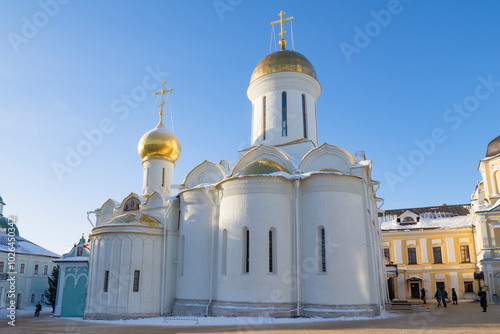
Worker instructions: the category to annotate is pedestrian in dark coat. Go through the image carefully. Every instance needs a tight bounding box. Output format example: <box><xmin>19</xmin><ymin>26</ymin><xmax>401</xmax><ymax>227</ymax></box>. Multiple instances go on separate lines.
<box><xmin>478</xmin><ymin>287</ymin><xmax>488</xmax><ymax>312</ymax></box>
<box><xmin>420</xmin><ymin>288</ymin><xmax>426</xmax><ymax>304</ymax></box>
<box><xmin>35</xmin><ymin>302</ymin><xmax>41</xmax><ymax>317</ymax></box>
<box><xmin>434</xmin><ymin>289</ymin><xmax>443</xmax><ymax>307</ymax></box>
<box><xmin>442</xmin><ymin>288</ymin><xmax>448</xmax><ymax>308</ymax></box>
<box><xmin>452</xmin><ymin>288</ymin><xmax>458</xmax><ymax>305</ymax></box>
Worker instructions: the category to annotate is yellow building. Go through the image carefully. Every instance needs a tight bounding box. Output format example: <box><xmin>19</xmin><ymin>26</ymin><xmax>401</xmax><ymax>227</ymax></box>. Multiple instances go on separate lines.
<box><xmin>471</xmin><ymin>135</ymin><xmax>500</xmax><ymax>304</ymax></box>
<box><xmin>380</xmin><ymin>205</ymin><xmax>479</xmax><ymax>301</ymax></box>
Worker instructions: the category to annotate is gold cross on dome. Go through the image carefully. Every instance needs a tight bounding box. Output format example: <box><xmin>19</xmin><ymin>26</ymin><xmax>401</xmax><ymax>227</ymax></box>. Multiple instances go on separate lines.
<box><xmin>270</xmin><ymin>10</ymin><xmax>294</xmax><ymax>51</ymax></box>
<box><xmin>153</xmin><ymin>80</ymin><xmax>174</xmax><ymax>116</ymax></box>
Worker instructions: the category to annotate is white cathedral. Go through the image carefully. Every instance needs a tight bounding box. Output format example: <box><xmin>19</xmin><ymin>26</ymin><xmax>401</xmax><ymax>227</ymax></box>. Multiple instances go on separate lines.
<box><xmin>84</xmin><ymin>13</ymin><xmax>388</xmax><ymax>319</ymax></box>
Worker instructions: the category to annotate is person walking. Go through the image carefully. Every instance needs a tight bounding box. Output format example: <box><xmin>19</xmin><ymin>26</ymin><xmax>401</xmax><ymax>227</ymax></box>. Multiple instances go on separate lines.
<box><xmin>442</xmin><ymin>288</ymin><xmax>448</xmax><ymax>308</ymax></box>
<box><xmin>478</xmin><ymin>287</ymin><xmax>488</xmax><ymax>312</ymax></box>
<box><xmin>420</xmin><ymin>288</ymin><xmax>426</xmax><ymax>304</ymax></box>
<box><xmin>35</xmin><ymin>302</ymin><xmax>42</xmax><ymax>317</ymax></box>
<box><xmin>435</xmin><ymin>288</ymin><xmax>443</xmax><ymax>307</ymax></box>
<box><xmin>452</xmin><ymin>288</ymin><xmax>458</xmax><ymax>305</ymax></box>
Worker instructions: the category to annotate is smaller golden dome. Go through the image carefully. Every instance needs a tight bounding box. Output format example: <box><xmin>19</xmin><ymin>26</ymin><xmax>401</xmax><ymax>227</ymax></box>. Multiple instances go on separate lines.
<box><xmin>138</xmin><ymin>117</ymin><xmax>181</xmax><ymax>163</ymax></box>
<box><xmin>240</xmin><ymin>159</ymin><xmax>288</xmax><ymax>176</ymax></box>
<box><xmin>250</xmin><ymin>50</ymin><xmax>318</xmax><ymax>84</ymax></box>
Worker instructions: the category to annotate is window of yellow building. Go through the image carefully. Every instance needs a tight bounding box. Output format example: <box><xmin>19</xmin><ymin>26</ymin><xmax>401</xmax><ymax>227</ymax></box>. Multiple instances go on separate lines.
<box><xmin>494</xmin><ymin>228</ymin><xmax>500</xmax><ymax>246</ymax></box>
<box><xmin>384</xmin><ymin>248</ymin><xmax>390</xmax><ymax>260</ymax></box>
<box><xmin>460</xmin><ymin>245</ymin><xmax>471</xmax><ymax>263</ymax></box>
<box><xmin>408</xmin><ymin>247</ymin><xmax>417</xmax><ymax>264</ymax></box>
<box><xmin>433</xmin><ymin>247</ymin><xmax>443</xmax><ymax>264</ymax></box>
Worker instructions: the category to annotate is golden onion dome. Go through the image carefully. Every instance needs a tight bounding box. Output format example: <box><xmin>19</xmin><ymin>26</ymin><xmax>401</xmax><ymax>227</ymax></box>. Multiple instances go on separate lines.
<box><xmin>138</xmin><ymin>117</ymin><xmax>181</xmax><ymax>163</ymax></box>
<box><xmin>250</xmin><ymin>50</ymin><xmax>318</xmax><ymax>84</ymax></box>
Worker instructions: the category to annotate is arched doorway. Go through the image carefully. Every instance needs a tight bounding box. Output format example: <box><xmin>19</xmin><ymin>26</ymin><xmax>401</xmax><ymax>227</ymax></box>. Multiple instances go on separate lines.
<box><xmin>387</xmin><ymin>277</ymin><xmax>395</xmax><ymax>300</ymax></box>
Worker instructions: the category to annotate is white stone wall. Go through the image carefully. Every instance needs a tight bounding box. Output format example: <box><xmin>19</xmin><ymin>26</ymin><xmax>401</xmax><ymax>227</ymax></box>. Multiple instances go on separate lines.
<box><xmin>217</xmin><ymin>176</ymin><xmax>295</xmax><ymax>304</ymax></box>
<box><xmin>85</xmin><ymin>229</ymin><xmax>163</xmax><ymax>318</ymax></box>
<box><xmin>175</xmin><ymin>189</ymin><xmax>214</xmax><ymax>301</ymax></box>
<box><xmin>300</xmin><ymin>174</ymin><xmax>376</xmax><ymax>306</ymax></box>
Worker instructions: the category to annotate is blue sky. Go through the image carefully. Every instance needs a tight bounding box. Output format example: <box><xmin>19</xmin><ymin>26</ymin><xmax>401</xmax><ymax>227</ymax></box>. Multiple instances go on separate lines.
<box><xmin>2</xmin><ymin>0</ymin><xmax>500</xmax><ymax>254</ymax></box>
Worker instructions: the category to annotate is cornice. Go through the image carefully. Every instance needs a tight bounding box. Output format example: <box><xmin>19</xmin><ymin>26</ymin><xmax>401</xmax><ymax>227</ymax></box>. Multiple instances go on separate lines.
<box><xmin>221</xmin><ymin>176</ymin><xmax>293</xmax><ymax>197</ymax></box>
<box><xmin>91</xmin><ymin>225</ymin><xmax>164</xmax><ymax>236</ymax></box>
<box><xmin>247</xmin><ymin>72</ymin><xmax>321</xmax><ymax>101</ymax></box>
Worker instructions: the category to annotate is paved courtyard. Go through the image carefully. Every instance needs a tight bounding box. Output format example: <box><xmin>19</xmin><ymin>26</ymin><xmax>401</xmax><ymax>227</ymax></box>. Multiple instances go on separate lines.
<box><xmin>3</xmin><ymin>301</ymin><xmax>499</xmax><ymax>334</ymax></box>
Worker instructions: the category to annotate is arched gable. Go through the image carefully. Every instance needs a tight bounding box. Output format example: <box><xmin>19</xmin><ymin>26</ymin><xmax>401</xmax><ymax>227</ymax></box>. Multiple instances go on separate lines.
<box><xmin>231</xmin><ymin>145</ymin><xmax>295</xmax><ymax>177</ymax></box>
<box><xmin>96</xmin><ymin>198</ymin><xmax>120</xmax><ymax>215</ymax></box>
<box><xmin>183</xmin><ymin>160</ymin><xmax>226</xmax><ymax>189</ymax></box>
<box><xmin>143</xmin><ymin>191</ymin><xmax>170</xmax><ymax>209</ymax></box>
<box><xmin>299</xmin><ymin>143</ymin><xmax>357</xmax><ymax>173</ymax></box>
<box><xmin>118</xmin><ymin>193</ymin><xmax>143</xmax><ymax>212</ymax></box>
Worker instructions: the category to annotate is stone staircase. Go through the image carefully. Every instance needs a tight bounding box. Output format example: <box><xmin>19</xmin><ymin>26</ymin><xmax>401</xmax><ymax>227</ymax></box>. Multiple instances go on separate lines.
<box><xmin>386</xmin><ymin>299</ymin><xmax>430</xmax><ymax>312</ymax></box>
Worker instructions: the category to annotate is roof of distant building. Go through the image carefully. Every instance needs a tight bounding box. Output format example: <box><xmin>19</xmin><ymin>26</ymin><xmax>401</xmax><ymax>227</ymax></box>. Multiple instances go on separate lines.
<box><xmin>0</xmin><ymin>231</ymin><xmax>59</xmax><ymax>258</ymax></box>
<box><xmin>379</xmin><ymin>204</ymin><xmax>471</xmax><ymax>219</ymax></box>
<box><xmin>379</xmin><ymin>204</ymin><xmax>472</xmax><ymax>231</ymax></box>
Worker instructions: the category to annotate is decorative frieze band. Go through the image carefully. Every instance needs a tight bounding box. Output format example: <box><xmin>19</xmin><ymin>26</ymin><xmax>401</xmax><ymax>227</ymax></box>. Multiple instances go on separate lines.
<box><xmin>300</xmin><ymin>175</ymin><xmax>363</xmax><ymax>195</ymax></box>
<box><xmin>221</xmin><ymin>177</ymin><xmax>294</xmax><ymax>197</ymax></box>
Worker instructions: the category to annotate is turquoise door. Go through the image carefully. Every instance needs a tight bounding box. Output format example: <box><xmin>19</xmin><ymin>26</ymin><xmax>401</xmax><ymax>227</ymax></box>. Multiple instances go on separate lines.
<box><xmin>61</xmin><ymin>275</ymin><xmax>87</xmax><ymax>317</ymax></box>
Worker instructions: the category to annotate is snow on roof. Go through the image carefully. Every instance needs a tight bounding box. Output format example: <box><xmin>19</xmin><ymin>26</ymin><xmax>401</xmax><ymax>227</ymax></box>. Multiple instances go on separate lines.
<box><xmin>479</xmin><ymin>200</ymin><xmax>500</xmax><ymax>212</ymax></box>
<box><xmin>279</xmin><ymin>150</ymin><xmax>302</xmax><ymax>169</ymax></box>
<box><xmin>0</xmin><ymin>231</ymin><xmax>60</xmax><ymax>258</ymax></box>
<box><xmin>379</xmin><ymin>204</ymin><xmax>471</xmax><ymax>219</ymax></box>
<box><xmin>149</xmin><ymin>191</ymin><xmax>176</xmax><ymax>201</ymax></box>
<box><xmin>191</xmin><ymin>182</ymin><xmax>219</xmax><ymax>189</ymax></box>
<box><xmin>224</xmin><ymin>160</ymin><xmax>237</xmax><ymax>174</ymax></box>
<box><xmin>54</xmin><ymin>257</ymin><xmax>89</xmax><ymax>263</ymax></box>
<box><xmin>109</xmin><ymin>199</ymin><xmax>120</xmax><ymax>206</ymax></box>
<box><xmin>380</xmin><ymin>214</ymin><xmax>473</xmax><ymax>231</ymax></box>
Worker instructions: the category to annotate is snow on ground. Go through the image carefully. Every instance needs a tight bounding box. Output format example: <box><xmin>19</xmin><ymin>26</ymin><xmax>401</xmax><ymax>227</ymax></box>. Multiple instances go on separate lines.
<box><xmin>0</xmin><ymin>305</ymin><xmax>53</xmax><ymax>318</ymax></box>
<box><xmin>60</xmin><ymin>311</ymin><xmax>399</xmax><ymax>327</ymax></box>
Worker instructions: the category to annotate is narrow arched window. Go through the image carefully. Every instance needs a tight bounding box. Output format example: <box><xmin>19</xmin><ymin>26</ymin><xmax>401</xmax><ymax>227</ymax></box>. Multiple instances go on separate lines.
<box><xmin>269</xmin><ymin>230</ymin><xmax>273</xmax><ymax>273</ymax></box>
<box><xmin>262</xmin><ymin>96</ymin><xmax>266</xmax><ymax>140</ymax></box>
<box><xmin>146</xmin><ymin>167</ymin><xmax>149</xmax><ymax>186</ymax></box>
<box><xmin>133</xmin><ymin>270</ymin><xmax>140</xmax><ymax>292</ymax></box>
<box><xmin>103</xmin><ymin>271</ymin><xmax>109</xmax><ymax>292</ymax></box>
<box><xmin>179</xmin><ymin>235</ymin><xmax>185</xmax><ymax>276</ymax></box>
<box><xmin>318</xmin><ymin>227</ymin><xmax>326</xmax><ymax>272</ymax></box>
<box><xmin>302</xmin><ymin>94</ymin><xmax>307</xmax><ymax>138</ymax></box>
<box><xmin>162</xmin><ymin>168</ymin><xmax>165</xmax><ymax>187</ymax></box>
<box><xmin>282</xmin><ymin>92</ymin><xmax>287</xmax><ymax>136</ymax></box>
<box><xmin>269</xmin><ymin>228</ymin><xmax>276</xmax><ymax>273</ymax></box>
<box><xmin>246</xmin><ymin>229</ymin><xmax>250</xmax><ymax>272</ymax></box>
<box><xmin>222</xmin><ymin>229</ymin><xmax>227</xmax><ymax>275</ymax></box>
<box><xmin>242</xmin><ymin>228</ymin><xmax>250</xmax><ymax>273</ymax></box>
